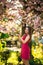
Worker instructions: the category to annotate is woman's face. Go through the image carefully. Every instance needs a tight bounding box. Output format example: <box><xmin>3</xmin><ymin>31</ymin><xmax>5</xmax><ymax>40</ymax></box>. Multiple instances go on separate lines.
<box><xmin>25</xmin><ymin>27</ymin><xmax>29</xmax><ymax>34</ymax></box>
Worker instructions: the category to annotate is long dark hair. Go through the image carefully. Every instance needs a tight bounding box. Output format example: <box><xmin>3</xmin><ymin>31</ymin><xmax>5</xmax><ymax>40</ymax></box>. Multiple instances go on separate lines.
<box><xmin>22</xmin><ymin>24</ymin><xmax>33</xmax><ymax>38</ymax></box>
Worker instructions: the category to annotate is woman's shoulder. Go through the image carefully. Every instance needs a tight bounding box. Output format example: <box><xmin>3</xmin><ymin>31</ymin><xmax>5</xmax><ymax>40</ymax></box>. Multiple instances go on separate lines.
<box><xmin>26</xmin><ymin>34</ymin><xmax>30</xmax><ymax>37</ymax></box>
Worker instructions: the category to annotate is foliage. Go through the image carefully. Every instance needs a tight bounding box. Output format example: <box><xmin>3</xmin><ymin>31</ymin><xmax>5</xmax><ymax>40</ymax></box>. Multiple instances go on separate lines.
<box><xmin>29</xmin><ymin>58</ymin><xmax>43</xmax><ymax>65</ymax></box>
<box><xmin>3</xmin><ymin>18</ymin><xmax>8</xmax><ymax>22</ymax></box>
<box><xmin>0</xmin><ymin>50</ymin><xmax>10</xmax><ymax>65</ymax></box>
<box><xmin>0</xmin><ymin>33</ymin><xmax>9</xmax><ymax>39</ymax></box>
<box><xmin>34</xmin><ymin>58</ymin><xmax>42</xmax><ymax>65</ymax></box>
<box><xmin>7</xmin><ymin>51</ymin><xmax>19</xmax><ymax>65</ymax></box>
<box><xmin>0</xmin><ymin>40</ymin><xmax>6</xmax><ymax>52</ymax></box>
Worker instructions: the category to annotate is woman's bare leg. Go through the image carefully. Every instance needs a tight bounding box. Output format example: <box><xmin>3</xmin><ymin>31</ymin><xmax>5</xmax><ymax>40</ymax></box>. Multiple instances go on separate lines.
<box><xmin>25</xmin><ymin>60</ymin><xmax>30</xmax><ymax>65</ymax></box>
<box><xmin>22</xmin><ymin>59</ymin><xmax>30</xmax><ymax>65</ymax></box>
<box><xmin>22</xmin><ymin>59</ymin><xmax>25</xmax><ymax>65</ymax></box>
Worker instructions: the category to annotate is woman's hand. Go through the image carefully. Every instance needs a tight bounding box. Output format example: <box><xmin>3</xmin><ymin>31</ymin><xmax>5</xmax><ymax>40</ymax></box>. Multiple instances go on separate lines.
<box><xmin>20</xmin><ymin>35</ymin><xmax>30</xmax><ymax>44</ymax></box>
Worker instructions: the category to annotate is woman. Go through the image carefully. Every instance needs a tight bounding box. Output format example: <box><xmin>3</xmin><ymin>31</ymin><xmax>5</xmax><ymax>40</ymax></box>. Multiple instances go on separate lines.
<box><xmin>19</xmin><ymin>26</ymin><xmax>31</xmax><ymax>65</ymax></box>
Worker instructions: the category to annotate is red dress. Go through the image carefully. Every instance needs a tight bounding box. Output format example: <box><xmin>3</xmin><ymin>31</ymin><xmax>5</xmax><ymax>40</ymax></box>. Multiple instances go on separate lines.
<box><xmin>21</xmin><ymin>34</ymin><xmax>30</xmax><ymax>60</ymax></box>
